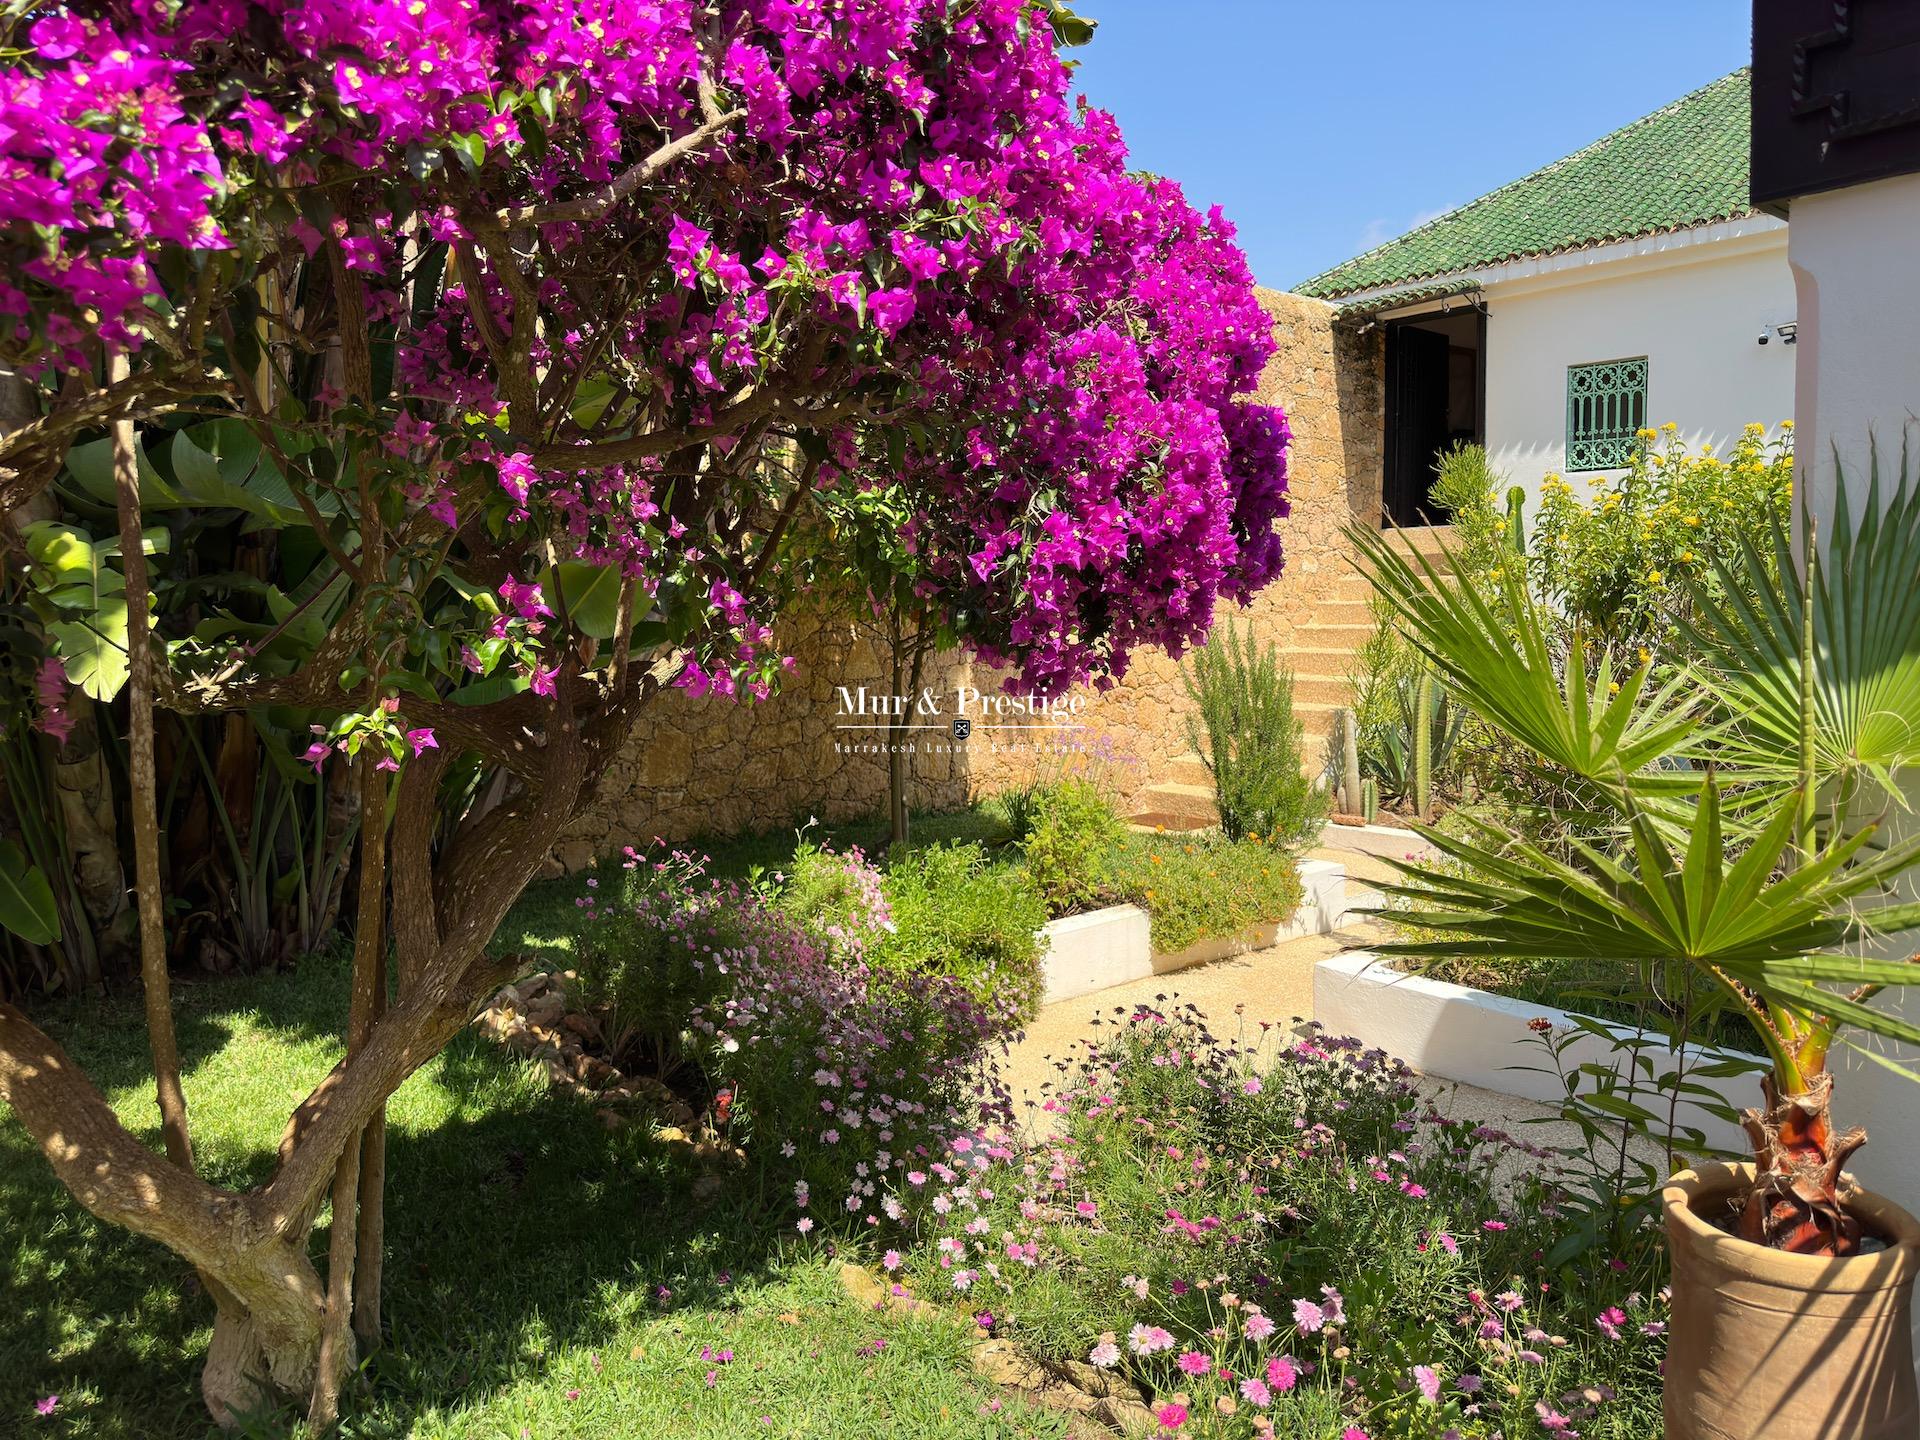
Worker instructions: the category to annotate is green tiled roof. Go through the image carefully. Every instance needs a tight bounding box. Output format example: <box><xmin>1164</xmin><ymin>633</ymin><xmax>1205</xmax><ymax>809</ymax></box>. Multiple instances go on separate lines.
<box><xmin>1332</xmin><ymin>280</ymin><xmax>1484</xmax><ymax>322</ymax></box>
<box><xmin>1296</xmin><ymin>70</ymin><xmax>1753</xmax><ymax>300</ymax></box>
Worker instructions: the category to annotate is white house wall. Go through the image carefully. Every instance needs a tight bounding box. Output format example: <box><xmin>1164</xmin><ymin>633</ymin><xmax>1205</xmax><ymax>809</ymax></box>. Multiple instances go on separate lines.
<box><xmin>1481</xmin><ymin>229</ymin><xmax>1798</xmax><ymax>512</ymax></box>
<box><xmin>1786</xmin><ymin>170</ymin><xmax>1920</xmax><ymax>1222</ymax></box>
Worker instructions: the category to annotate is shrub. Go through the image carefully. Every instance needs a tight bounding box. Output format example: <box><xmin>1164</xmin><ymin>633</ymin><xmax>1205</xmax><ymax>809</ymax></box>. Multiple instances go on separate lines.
<box><xmin>891</xmin><ymin>1006</ymin><xmax>1667</xmax><ymax>1440</ymax></box>
<box><xmin>993</xmin><ymin>734</ymin><xmax>1140</xmax><ymax>843</ymax></box>
<box><xmin>1183</xmin><ymin>620</ymin><xmax>1327</xmax><ymax>845</ymax></box>
<box><xmin>1530</xmin><ymin>422</ymin><xmax>1792</xmax><ymax>652</ymax></box>
<box><xmin>775</xmin><ymin>841</ymin><xmax>892</xmax><ymax>963</ymax></box>
<box><xmin>874</xmin><ymin>843</ymin><xmax>1049</xmax><ymax>1023</ymax></box>
<box><xmin>1109</xmin><ymin>833</ymin><xmax>1304</xmax><ymax>955</ymax></box>
<box><xmin>1429</xmin><ymin>441</ymin><xmax>1518</xmax><ymax>582</ymax></box>
<box><xmin>569</xmin><ymin>847</ymin><xmax>740</xmax><ymax>1077</ymax></box>
<box><xmin>1021</xmin><ymin>777</ymin><xmax>1126</xmax><ymax>912</ymax></box>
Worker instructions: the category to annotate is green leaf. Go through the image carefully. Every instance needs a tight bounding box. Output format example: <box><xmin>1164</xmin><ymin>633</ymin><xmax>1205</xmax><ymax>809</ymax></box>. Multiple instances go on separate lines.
<box><xmin>21</xmin><ymin>522</ymin><xmax>94</xmax><ymax>579</ymax></box>
<box><xmin>62</xmin><ymin>436</ymin><xmax>180</xmax><ymax>507</ymax></box>
<box><xmin>0</xmin><ymin>840</ymin><xmax>59</xmax><ymax>946</ymax></box>
<box><xmin>168</xmin><ymin>426</ymin><xmax>331</xmax><ymax>525</ymax></box>
<box><xmin>452</xmin><ymin>670</ymin><xmax>530</xmax><ymax>706</ymax></box>
<box><xmin>49</xmin><ymin>600</ymin><xmax>130</xmax><ymax>701</ymax></box>
<box><xmin>545</xmin><ymin>560</ymin><xmax>624</xmax><ymax>639</ymax></box>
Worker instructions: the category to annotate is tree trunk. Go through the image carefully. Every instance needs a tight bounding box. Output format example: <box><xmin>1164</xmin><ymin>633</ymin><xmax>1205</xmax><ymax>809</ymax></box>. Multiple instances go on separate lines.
<box><xmin>1739</xmin><ymin>1070</ymin><xmax>1869</xmax><ymax>1255</ymax></box>
<box><xmin>0</xmin><ymin>668</ymin><xmax>623</xmax><ymax>1429</ymax></box>
<box><xmin>112</xmin><ymin>351</ymin><xmax>194</xmax><ymax>1172</ymax></box>
<box><xmin>48</xmin><ymin>702</ymin><xmax>125</xmax><ymax>977</ymax></box>
<box><xmin>310</xmin><ymin>748</ymin><xmax>390</xmax><ymax>1418</ymax></box>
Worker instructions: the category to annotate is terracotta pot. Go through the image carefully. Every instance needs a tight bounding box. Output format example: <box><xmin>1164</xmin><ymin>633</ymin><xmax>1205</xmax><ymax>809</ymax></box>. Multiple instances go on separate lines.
<box><xmin>1662</xmin><ymin>1162</ymin><xmax>1920</xmax><ymax>1440</ymax></box>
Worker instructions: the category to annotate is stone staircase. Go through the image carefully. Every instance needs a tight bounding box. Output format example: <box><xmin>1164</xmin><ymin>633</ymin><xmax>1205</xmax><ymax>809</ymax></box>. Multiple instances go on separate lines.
<box><xmin>1132</xmin><ymin>526</ymin><xmax>1456</xmax><ymax>830</ymax></box>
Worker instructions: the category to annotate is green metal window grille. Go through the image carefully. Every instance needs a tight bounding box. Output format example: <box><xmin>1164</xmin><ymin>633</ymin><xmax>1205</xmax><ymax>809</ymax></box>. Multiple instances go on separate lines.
<box><xmin>1565</xmin><ymin>357</ymin><xmax>1648</xmax><ymax>471</ymax></box>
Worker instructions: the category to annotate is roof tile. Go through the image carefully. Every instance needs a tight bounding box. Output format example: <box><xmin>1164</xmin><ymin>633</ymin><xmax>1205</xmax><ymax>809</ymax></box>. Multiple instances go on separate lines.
<box><xmin>1295</xmin><ymin>69</ymin><xmax>1752</xmax><ymax>299</ymax></box>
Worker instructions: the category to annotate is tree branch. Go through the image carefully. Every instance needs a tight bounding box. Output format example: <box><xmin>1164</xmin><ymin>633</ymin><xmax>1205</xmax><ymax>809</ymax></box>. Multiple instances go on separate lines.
<box><xmin>495</xmin><ymin>109</ymin><xmax>746</xmax><ymax>228</ymax></box>
<box><xmin>111</xmin><ymin>349</ymin><xmax>195</xmax><ymax>1175</ymax></box>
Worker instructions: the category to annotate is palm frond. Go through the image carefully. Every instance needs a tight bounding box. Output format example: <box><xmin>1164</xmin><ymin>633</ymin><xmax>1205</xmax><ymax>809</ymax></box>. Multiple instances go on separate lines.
<box><xmin>1350</xmin><ymin>523</ymin><xmax>1698</xmax><ymax>786</ymax></box>
<box><xmin>1689</xmin><ymin>435</ymin><xmax>1920</xmax><ymax>800</ymax></box>
<box><xmin>1370</xmin><ymin>781</ymin><xmax>1920</xmax><ymax>1065</ymax></box>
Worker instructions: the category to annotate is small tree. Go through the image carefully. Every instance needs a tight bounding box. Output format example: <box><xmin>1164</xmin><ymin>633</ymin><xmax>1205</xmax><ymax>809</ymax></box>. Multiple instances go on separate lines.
<box><xmin>0</xmin><ymin>0</ymin><xmax>1290</xmax><ymax>1425</ymax></box>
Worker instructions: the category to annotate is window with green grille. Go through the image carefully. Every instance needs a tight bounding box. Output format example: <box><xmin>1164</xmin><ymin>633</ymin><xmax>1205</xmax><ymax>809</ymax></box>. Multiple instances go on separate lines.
<box><xmin>1565</xmin><ymin>358</ymin><xmax>1648</xmax><ymax>471</ymax></box>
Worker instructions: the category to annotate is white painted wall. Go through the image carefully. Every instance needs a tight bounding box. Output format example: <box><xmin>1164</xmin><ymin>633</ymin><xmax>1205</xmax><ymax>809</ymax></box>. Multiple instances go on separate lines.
<box><xmin>1481</xmin><ymin>227</ymin><xmax>1798</xmax><ymax>511</ymax></box>
<box><xmin>1789</xmin><ymin>173</ymin><xmax>1920</xmax><ymax>510</ymax></box>
<box><xmin>1786</xmin><ymin>171</ymin><xmax>1920</xmax><ymax>1215</ymax></box>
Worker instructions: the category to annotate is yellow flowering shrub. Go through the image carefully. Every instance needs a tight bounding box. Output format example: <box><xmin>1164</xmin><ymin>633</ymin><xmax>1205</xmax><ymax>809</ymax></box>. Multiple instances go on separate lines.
<box><xmin>1531</xmin><ymin>422</ymin><xmax>1792</xmax><ymax>651</ymax></box>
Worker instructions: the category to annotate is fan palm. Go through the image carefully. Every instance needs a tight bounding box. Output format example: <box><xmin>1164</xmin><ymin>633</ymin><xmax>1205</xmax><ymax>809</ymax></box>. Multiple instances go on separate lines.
<box><xmin>1350</xmin><ymin>445</ymin><xmax>1920</xmax><ymax>1257</ymax></box>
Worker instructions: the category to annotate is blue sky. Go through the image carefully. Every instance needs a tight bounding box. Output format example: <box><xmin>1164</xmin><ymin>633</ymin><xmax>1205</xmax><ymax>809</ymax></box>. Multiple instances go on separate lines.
<box><xmin>1068</xmin><ymin>1</ymin><xmax>1753</xmax><ymax>288</ymax></box>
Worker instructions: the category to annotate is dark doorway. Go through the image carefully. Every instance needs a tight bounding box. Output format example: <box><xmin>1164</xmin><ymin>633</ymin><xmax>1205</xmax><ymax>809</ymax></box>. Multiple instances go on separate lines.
<box><xmin>1382</xmin><ymin>308</ymin><xmax>1484</xmax><ymax>527</ymax></box>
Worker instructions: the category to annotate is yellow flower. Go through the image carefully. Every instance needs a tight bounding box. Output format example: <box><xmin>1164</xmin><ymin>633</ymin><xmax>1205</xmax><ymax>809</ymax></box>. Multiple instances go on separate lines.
<box><xmin>1648</xmin><ymin>569</ymin><xmax>1665</xmax><ymax>583</ymax></box>
<box><xmin>1744</xmin><ymin>422</ymin><xmax>1765</xmax><ymax>436</ymax></box>
<box><xmin>1638</xmin><ymin>646</ymin><xmax>1651</xmax><ymax>665</ymax></box>
<box><xmin>1608</xmin><ymin>681</ymin><xmax>1621</xmax><ymax>696</ymax></box>
<box><xmin>1680</xmin><ymin>550</ymin><xmax>1694</xmax><ymax>563</ymax></box>
<box><xmin>1781</xmin><ymin>419</ymin><xmax>1795</xmax><ymax>430</ymax></box>
<box><xmin>1635</xmin><ymin>427</ymin><xmax>1657</xmax><ymax>441</ymax></box>
<box><xmin>1685</xmin><ymin>514</ymin><xmax>1700</xmax><ymax>526</ymax></box>
<box><xmin>1661</xmin><ymin>421</ymin><xmax>1678</xmax><ymax>433</ymax></box>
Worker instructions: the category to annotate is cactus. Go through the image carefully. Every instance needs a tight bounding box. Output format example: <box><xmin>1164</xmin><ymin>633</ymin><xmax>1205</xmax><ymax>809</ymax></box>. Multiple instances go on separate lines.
<box><xmin>1412</xmin><ymin>668</ymin><xmax>1434</xmax><ymax>820</ymax></box>
<box><xmin>1361</xmin><ymin>776</ymin><xmax>1378</xmax><ymax>825</ymax></box>
<box><xmin>1504</xmin><ymin>484</ymin><xmax>1527</xmax><ymax>556</ymax></box>
<box><xmin>1339</xmin><ymin>706</ymin><xmax>1362</xmax><ymax>817</ymax></box>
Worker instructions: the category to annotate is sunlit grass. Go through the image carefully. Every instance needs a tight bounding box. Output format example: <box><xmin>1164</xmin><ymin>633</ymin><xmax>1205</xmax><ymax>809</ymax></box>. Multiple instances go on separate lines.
<box><xmin>0</xmin><ymin>951</ymin><xmax>1059</xmax><ymax>1439</ymax></box>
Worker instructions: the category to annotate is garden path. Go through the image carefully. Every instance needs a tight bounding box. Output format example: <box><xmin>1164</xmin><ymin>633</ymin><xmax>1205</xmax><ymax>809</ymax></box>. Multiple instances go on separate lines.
<box><xmin>1005</xmin><ymin>855</ymin><xmax>1667</xmax><ymax>1186</ymax></box>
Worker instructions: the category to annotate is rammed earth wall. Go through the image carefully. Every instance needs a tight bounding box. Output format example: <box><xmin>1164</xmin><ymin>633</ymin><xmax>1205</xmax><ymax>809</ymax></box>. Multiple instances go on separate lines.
<box><xmin>563</xmin><ymin>289</ymin><xmax>1384</xmax><ymax>867</ymax></box>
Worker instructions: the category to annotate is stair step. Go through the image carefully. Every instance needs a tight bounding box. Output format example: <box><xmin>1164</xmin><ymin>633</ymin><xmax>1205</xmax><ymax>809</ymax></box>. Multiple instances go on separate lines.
<box><xmin>1310</xmin><ymin>601</ymin><xmax>1373</xmax><ymax>627</ymax></box>
<box><xmin>1292</xmin><ymin>674</ymin><xmax>1355</xmax><ymax>706</ymax></box>
<box><xmin>1167</xmin><ymin>750</ymin><xmax>1213</xmax><ymax>788</ymax></box>
<box><xmin>1284</xmin><ymin>646</ymin><xmax>1365</xmax><ymax>667</ymax></box>
<box><xmin>1380</xmin><ymin>524</ymin><xmax>1460</xmax><ymax>559</ymax></box>
<box><xmin>1139</xmin><ymin>780</ymin><xmax>1219</xmax><ymax>822</ymax></box>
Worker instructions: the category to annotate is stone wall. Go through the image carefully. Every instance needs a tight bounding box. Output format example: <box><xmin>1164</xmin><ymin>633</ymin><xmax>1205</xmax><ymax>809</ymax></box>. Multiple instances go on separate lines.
<box><xmin>557</xmin><ymin>610</ymin><xmax>980</xmax><ymax>866</ymax></box>
<box><xmin>566</xmin><ymin>289</ymin><xmax>1384</xmax><ymax>863</ymax></box>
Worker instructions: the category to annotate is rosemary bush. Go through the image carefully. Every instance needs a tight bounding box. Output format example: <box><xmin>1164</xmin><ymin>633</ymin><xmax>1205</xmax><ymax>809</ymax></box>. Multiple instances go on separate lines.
<box><xmin>1182</xmin><ymin>621</ymin><xmax>1325</xmax><ymax>845</ymax></box>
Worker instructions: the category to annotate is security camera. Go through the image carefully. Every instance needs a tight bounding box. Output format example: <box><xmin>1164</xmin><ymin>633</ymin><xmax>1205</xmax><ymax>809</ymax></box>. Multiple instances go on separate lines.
<box><xmin>1757</xmin><ymin>327</ymin><xmax>1770</xmax><ymax>345</ymax></box>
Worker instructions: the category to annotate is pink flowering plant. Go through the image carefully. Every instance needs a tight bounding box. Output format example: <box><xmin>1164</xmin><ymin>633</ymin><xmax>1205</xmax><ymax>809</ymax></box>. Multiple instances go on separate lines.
<box><xmin>763</xmin><ymin>838</ymin><xmax>894</xmax><ymax>964</ymax></box>
<box><xmin>888</xmin><ymin>1007</ymin><xmax>1667</xmax><ymax>1438</ymax></box>
<box><xmin>683</xmin><ymin>882</ymin><xmax>1021</xmax><ymax>1226</ymax></box>
<box><xmin>0</xmin><ymin>0</ymin><xmax>1291</xmax><ymax>1423</ymax></box>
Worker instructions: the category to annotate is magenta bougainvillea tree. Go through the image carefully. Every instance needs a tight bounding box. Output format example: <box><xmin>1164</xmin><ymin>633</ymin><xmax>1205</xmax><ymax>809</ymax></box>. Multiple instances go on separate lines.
<box><xmin>0</xmin><ymin>0</ymin><xmax>1287</xmax><ymax>1424</ymax></box>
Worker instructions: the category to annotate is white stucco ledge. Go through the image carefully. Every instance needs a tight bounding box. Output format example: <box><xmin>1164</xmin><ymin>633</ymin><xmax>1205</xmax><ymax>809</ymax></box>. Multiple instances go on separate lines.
<box><xmin>1313</xmin><ymin>951</ymin><xmax>1765</xmax><ymax>1153</ymax></box>
<box><xmin>1040</xmin><ymin>858</ymin><xmax>1354</xmax><ymax>1005</ymax></box>
<box><xmin>1316</xmin><ymin>820</ymin><xmax>1434</xmax><ymax>863</ymax></box>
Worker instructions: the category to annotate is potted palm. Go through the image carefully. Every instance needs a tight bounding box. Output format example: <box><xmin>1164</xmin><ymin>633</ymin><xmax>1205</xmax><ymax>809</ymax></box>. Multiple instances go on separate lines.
<box><xmin>1350</xmin><ymin>459</ymin><xmax>1920</xmax><ymax>1440</ymax></box>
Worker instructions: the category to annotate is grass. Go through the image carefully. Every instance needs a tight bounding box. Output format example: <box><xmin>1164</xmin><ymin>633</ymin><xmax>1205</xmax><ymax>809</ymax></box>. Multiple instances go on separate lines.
<box><xmin>0</xmin><ymin>950</ymin><xmax>1065</xmax><ymax>1439</ymax></box>
<box><xmin>497</xmin><ymin>803</ymin><xmax>1019</xmax><ymax>964</ymax></box>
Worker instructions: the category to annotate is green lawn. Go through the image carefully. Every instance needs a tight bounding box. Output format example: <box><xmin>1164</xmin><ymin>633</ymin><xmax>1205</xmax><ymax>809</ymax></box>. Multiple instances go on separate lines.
<box><xmin>0</xmin><ymin>952</ymin><xmax>1063</xmax><ymax>1439</ymax></box>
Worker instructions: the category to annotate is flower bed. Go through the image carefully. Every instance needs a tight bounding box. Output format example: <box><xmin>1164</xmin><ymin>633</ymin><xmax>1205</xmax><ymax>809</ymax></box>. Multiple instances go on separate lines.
<box><xmin>880</xmin><ymin>1006</ymin><xmax>1668</xmax><ymax>1440</ymax></box>
<box><xmin>485</xmin><ymin>845</ymin><xmax>1023</xmax><ymax>1216</ymax></box>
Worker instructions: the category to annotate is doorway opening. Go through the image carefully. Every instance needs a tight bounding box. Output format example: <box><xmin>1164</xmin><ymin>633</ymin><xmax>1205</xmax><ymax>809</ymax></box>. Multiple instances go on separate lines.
<box><xmin>1382</xmin><ymin>307</ymin><xmax>1484</xmax><ymax>527</ymax></box>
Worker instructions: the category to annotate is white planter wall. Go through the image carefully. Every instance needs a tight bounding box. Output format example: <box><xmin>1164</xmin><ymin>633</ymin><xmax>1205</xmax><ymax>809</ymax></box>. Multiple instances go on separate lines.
<box><xmin>1314</xmin><ymin>951</ymin><xmax>1764</xmax><ymax>1153</ymax></box>
<box><xmin>1039</xmin><ymin>858</ymin><xmax>1351</xmax><ymax>1005</ymax></box>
